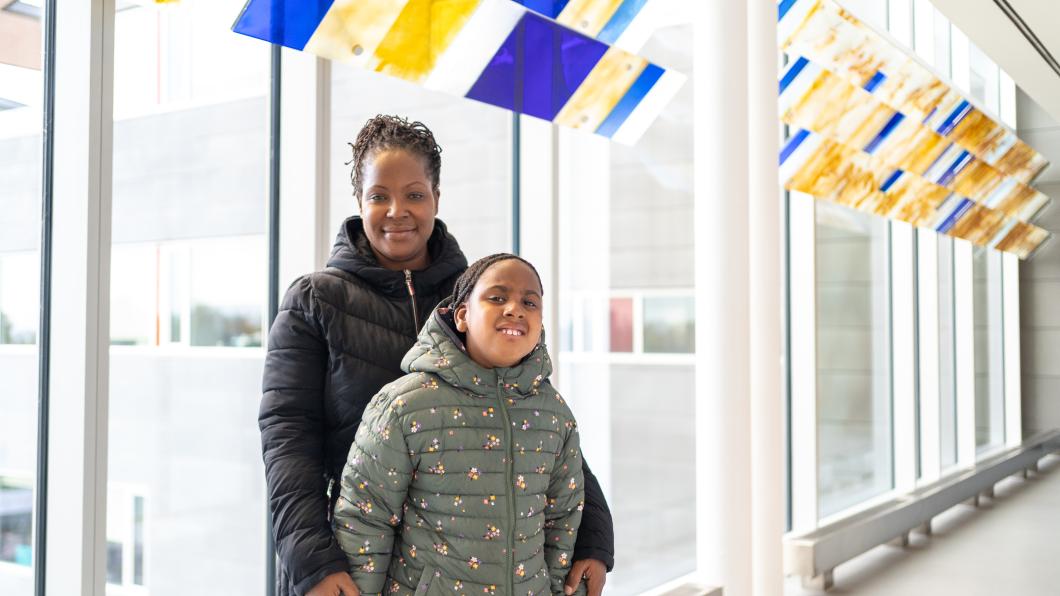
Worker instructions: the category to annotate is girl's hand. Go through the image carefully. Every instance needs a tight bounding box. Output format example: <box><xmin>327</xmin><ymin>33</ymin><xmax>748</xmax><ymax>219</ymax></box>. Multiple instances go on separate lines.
<box><xmin>564</xmin><ymin>559</ymin><xmax>607</xmax><ymax>596</ymax></box>
<box><xmin>306</xmin><ymin>571</ymin><xmax>360</xmax><ymax>596</ymax></box>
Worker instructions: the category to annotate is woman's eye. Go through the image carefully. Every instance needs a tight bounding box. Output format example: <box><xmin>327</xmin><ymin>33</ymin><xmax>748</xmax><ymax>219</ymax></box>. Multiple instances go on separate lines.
<box><xmin>409</xmin><ymin>192</ymin><xmax>424</xmax><ymax>200</ymax></box>
<box><xmin>367</xmin><ymin>194</ymin><xmax>386</xmax><ymax>202</ymax></box>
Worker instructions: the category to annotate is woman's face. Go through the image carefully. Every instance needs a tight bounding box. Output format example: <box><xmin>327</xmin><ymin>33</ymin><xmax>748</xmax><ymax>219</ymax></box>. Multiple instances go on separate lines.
<box><xmin>455</xmin><ymin>259</ymin><xmax>544</xmax><ymax>369</ymax></box>
<box><xmin>358</xmin><ymin>148</ymin><xmax>439</xmax><ymax>271</ymax></box>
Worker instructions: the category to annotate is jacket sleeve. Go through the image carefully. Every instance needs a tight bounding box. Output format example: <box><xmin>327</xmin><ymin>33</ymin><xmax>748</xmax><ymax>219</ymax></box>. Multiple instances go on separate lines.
<box><xmin>545</xmin><ymin>420</ymin><xmax>586</xmax><ymax>595</ymax></box>
<box><xmin>260</xmin><ymin>276</ymin><xmax>349</xmax><ymax>595</ymax></box>
<box><xmin>572</xmin><ymin>457</ymin><xmax>615</xmax><ymax>571</ymax></box>
<box><xmin>332</xmin><ymin>391</ymin><xmax>414</xmax><ymax>596</ymax></box>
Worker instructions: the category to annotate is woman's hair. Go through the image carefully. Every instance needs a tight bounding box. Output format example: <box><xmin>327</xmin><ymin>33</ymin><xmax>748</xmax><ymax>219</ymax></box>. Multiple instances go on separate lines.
<box><xmin>348</xmin><ymin>114</ymin><xmax>443</xmax><ymax>200</ymax></box>
<box><xmin>451</xmin><ymin>253</ymin><xmax>544</xmax><ymax>308</ymax></box>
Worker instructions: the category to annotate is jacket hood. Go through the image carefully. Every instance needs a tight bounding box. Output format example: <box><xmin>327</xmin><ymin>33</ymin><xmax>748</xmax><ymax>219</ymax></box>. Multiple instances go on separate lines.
<box><xmin>326</xmin><ymin>216</ymin><xmax>468</xmax><ymax>299</ymax></box>
<box><xmin>401</xmin><ymin>299</ymin><xmax>553</xmax><ymax>397</ymax></box>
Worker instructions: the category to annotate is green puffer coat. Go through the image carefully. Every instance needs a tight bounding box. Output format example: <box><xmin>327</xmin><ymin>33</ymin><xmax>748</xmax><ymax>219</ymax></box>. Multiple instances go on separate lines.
<box><xmin>333</xmin><ymin>305</ymin><xmax>585</xmax><ymax>596</ymax></box>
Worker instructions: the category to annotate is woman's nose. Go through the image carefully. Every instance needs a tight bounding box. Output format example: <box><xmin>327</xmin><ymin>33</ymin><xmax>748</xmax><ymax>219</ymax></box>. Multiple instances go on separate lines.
<box><xmin>387</xmin><ymin>197</ymin><xmax>409</xmax><ymax>217</ymax></box>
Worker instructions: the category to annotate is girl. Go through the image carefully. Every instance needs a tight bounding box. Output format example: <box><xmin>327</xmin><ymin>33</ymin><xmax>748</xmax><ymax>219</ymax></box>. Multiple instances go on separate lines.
<box><xmin>333</xmin><ymin>254</ymin><xmax>586</xmax><ymax>596</ymax></box>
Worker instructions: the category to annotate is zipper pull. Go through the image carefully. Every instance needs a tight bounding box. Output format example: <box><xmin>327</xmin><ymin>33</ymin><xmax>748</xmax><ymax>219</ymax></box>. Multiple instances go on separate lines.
<box><xmin>404</xmin><ymin>269</ymin><xmax>419</xmax><ymax>333</ymax></box>
<box><xmin>404</xmin><ymin>269</ymin><xmax>416</xmax><ymax>298</ymax></box>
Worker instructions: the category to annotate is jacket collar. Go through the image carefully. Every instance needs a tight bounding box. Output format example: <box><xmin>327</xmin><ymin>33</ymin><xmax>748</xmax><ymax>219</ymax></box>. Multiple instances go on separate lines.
<box><xmin>326</xmin><ymin>216</ymin><xmax>467</xmax><ymax>299</ymax></box>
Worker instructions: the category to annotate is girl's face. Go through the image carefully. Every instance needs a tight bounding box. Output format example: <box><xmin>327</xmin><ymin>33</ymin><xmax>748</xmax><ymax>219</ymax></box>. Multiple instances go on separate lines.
<box><xmin>455</xmin><ymin>259</ymin><xmax>543</xmax><ymax>369</ymax></box>
<box><xmin>358</xmin><ymin>148</ymin><xmax>439</xmax><ymax>271</ymax></box>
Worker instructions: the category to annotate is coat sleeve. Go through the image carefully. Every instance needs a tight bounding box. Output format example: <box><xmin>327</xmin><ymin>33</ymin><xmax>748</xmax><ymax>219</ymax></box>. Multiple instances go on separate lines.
<box><xmin>260</xmin><ymin>276</ymin><xmax>349</xmax><ymax>595</ymax></box>
<box><xmin>333</xmin><ymin>391</ymin><xmax>414</xmax><ymax>596</ymax></box>
<box><xmin>572</xmin><ymin>457</ymin><xmax>615</xmax><ymax>571</ymax></box>
<box><xmin>545</xmin><ymin>419</ymin><xmax>586</xmax><ymax>595</ymax></box>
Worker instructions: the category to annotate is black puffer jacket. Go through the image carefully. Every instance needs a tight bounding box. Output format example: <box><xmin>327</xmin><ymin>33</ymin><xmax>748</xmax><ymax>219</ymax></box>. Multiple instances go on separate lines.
<box><xmin>261</xmin><ymin>217</ymin><xmax>614</xmax><ymax>595</ymax></box>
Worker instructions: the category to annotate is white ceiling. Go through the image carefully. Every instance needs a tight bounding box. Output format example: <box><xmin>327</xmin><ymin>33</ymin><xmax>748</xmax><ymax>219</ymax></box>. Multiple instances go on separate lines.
<box><xmin>932</xmin><ymin>0</ymin><xmax>1060</xmax><ymax>184</ymax></box>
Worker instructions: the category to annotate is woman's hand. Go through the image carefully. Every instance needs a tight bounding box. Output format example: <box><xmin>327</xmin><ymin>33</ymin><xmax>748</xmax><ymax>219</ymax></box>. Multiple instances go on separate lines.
<box><xmin>564</xmin><ymin>558</ymin><xmax>607</xmax><ymax>596</ymax></box>
<box><xmin>306</xmin><ymin>571</ymin><xmax>360</xmax><ymax>596</ymax></box>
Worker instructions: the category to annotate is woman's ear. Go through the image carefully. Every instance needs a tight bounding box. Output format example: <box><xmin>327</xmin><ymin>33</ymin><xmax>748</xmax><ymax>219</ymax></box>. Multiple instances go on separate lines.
<box><xmin>454</xmin><ymin>302</ymin><xmax>468</xmax><ymax>332</ymax></box>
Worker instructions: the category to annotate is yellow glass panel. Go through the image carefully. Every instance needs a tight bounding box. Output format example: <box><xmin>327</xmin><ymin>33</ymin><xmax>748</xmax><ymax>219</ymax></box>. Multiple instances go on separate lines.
<box><xmin>556</xmin><ymin>0</ymin><xmax>624</xmax><ymax>37</ymax></box>
<box><xmin>371</xmin><ymin>0</ymin><xmax>482</xmax><ymax>83</ymax></box>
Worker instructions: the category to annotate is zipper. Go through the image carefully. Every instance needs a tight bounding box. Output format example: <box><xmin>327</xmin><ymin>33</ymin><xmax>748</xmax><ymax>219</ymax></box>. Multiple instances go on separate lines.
<box><xmin>403</xmin><ymin>269</ymin><xmax>419</xmax><ymax>333</ymax></box>
<box><xmin>496</xmin><ymin>379</ymin><xmax>516</xmax><ymax>596</ymax></box>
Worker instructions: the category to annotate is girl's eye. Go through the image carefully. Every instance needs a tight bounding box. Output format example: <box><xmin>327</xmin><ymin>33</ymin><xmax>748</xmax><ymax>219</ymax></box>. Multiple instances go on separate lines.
<box><xmin>488</xmin><ymin>295</ymin><xmax>505</xmax><ymax>303</ymax></box>
<box><xmin>524</xmin><ymin>300</ymin><xmax>538</xmax><ymax>308</ymax></box>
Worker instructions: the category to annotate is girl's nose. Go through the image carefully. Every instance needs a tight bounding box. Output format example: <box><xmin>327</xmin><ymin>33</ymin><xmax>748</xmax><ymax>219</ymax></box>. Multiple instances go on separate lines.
<box><xmin>504</xmin><ymin>303</ymin><xmax>525</xmax><ymax>318</ymax></box>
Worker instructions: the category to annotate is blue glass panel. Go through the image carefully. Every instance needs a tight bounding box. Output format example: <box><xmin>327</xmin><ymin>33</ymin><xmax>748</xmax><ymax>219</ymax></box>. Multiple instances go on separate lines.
<box><xmin>779</xmin><ymin>0</ymin><xmax>799</xmax><ymax>21</ymax></box>
<box><xmin>880</xmin><ymin>169</ymin><xmax>903</xmax><ymax>193</ymax></box>
<box><xmin>598</xmin><ymin>0</ymin><xmax>649</xmax><ymax>44</ymax></box>
<box><xmin>779</xmin><ymin>56</ymin><xmax>809</xmax><ymax>95</ymax></box>
<box><xmin>466</xmin><ymin>12</ymin><xmax>607</xmax><ymax>121</ymax></box>
<box><xmin>780</xmin><ymin>128</ymin><xmax>811</xmax><ymax>165</ymax></box>
<box><xmin>863</xmin><ymin>70</ymin><xmax>886</xmax><ymax>92</ymax></box>
<box><xmin>935</xmin><ymin>197</ymin><xmax>975</xmax><ymax>233</ymax></box>
<box><xmin>864</xmin><ymin>112</ymin><xmax>905</xmax><ymax>154</ymax></box>
<box><xmin>231</xmin><ymin>0</ymin><xmax>333</xmax><ymax>51</ymax></box>
<box><xmin>510</xmin><ymin>0</ymin><xmax>571</xmax><ymax>19</ymax></box>
<box><xmin>595</xmin><ymin>62</ymin><xmax>664</xmax><ymax>137</ymax></box>
<box><xmin>936</xmin><ymin>150</ymin><xmax>973</xmax><ymax>186</ymax></box>
<box><xmin>936</xmin><ymin>100</ymin><xmax>971</xmax><ymax>136</ymax></box>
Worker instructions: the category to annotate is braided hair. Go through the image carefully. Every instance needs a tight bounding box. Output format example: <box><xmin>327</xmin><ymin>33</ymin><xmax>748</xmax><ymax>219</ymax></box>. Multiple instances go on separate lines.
<box><xmin>451</xmin><ymin>253</ymin><xmax>544</xmax><ymax>308</ymax></box>
<box><xmin>348</xmin><ymin>114</ymin><xmax>443</xmax><ymax>201</ymax></box>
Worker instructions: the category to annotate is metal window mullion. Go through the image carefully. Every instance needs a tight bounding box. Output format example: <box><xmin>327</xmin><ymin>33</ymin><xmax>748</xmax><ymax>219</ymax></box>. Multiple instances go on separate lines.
<box><xmin>34</xmin><ymin>0</ymin><xmax>58</xmax><ymax>593</ymax></box>
<box><xmin>265</xmin><ymin>43</ymin><xmax>281</xmax><ymax>596</ymax></box>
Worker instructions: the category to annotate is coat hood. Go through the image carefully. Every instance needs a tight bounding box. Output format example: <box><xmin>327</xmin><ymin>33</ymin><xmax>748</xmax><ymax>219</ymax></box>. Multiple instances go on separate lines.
<box><xmin>401</xmin><ymin>299</ymin><xmax>553</xmax><ymax>397</ymax></box>
<box><xmin>326</xmin><ymin>216</ymin><xmax>467</xmax><ymax>299</ymax></box>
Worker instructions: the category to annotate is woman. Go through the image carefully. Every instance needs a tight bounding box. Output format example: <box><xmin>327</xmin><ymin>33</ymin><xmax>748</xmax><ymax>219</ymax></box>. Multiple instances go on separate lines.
<box><xmin>260</xmin><ymin>116</ymin><xmax>614</xmax><ymax>596</ymax></box>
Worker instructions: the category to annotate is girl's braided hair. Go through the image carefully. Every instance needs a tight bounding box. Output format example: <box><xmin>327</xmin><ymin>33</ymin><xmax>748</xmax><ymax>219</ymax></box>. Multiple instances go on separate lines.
<box><xmin>348</xmin><ymin>114</ymin><xmax>443</xmax><ymax>200</ymax></box>
<box><xmin>451</xmin><ymin>253</ymin><xmax>544</xmax><ymax>308</ymax></box>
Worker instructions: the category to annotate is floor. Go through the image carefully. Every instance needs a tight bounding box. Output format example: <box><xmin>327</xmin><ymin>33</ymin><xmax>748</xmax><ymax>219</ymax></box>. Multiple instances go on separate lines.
<box><xmin>786</xmin><ymin>454</ymin><xmax>1060</xmax><ymax>596</ymax></box>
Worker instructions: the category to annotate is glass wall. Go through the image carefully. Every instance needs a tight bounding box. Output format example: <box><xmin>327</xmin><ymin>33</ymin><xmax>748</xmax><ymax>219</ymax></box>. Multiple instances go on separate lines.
<box><xmin>0</xmin><ymin>2</ymin><xmax>42</xmax><ymax>593</ymax></box>
<box><xmin>107</xmin><ymin>2</ymin><xmax>268</xmax><ymax>594</ymax></box>
<box><xmin>557</xmin><ymin>23</ymin><xmax>695</xmax><ymax>595</ymax></box>
<box><xmin>329</xmin><ymin>67</ymin><xmax>512</xmax><ymax>262</ymax></box>
<box><xmin>815</xmin><ymin>202</ymin><xmax>892</xmax><ymax>518</ymax></box>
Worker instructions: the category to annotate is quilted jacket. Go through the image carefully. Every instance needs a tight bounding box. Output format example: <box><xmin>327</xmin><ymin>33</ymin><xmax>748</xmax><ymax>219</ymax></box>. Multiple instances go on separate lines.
<box><xmin>333</xmin><ymin>305</ymin><xmax>585</xmax><ymax>596</ymax></box>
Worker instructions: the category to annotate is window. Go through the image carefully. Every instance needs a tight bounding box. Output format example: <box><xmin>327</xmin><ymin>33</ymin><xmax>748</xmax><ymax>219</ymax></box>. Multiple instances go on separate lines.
<box><xmin>938</xmin><ymin>237</ymin><xmax>958</xmax><ymax>468</ymax></box>
<box><xmin>973</xmin><ymin>247</ymin><xmax>1004</xmax><ymax>450</ymax></box>
<box><xmin>107</xmin><ymin>2</ymin><xmax>269</xmax><ymax>594</ymax></box>
<box><xmin>556</xmin><ymin>23</ymin><xmax>695</xmax><ymax>593</ymax></box>
<box><xmin>815</xmin><ymin>201</ymin><xmax>893</xmax><ymax>518</ymax></box>
<box><xmin>0</xmin><ymin>1</ymin><xmax>42</xmax><ymax>592</ymax></box>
